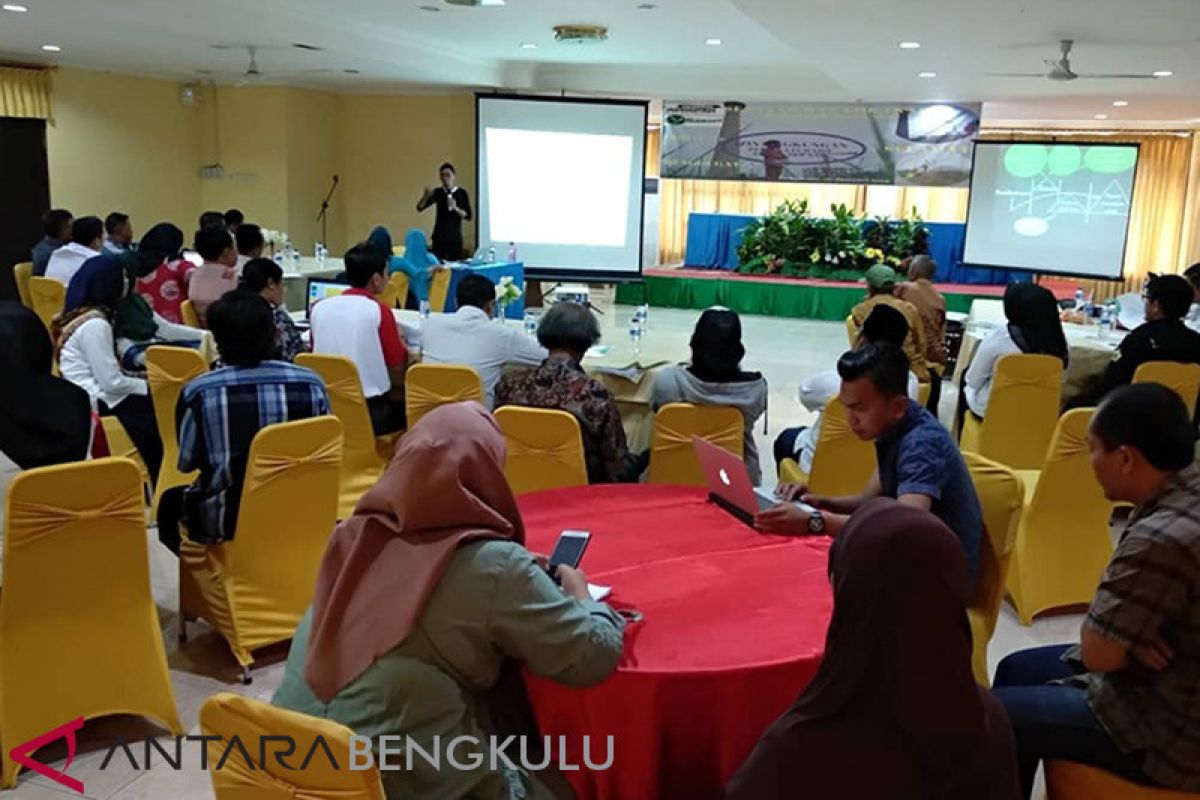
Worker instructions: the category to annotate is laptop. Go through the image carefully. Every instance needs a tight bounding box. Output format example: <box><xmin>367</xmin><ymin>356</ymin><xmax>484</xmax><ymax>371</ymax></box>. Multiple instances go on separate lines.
<box><xmin>691</xmin><ymin>435</ymin><xmax>816</xmax><ymax>526</ymax></box>
<box><xmin>306</xmin><ymin>278</ymin><xmax>349</xmax><ymax>320</ymax></box>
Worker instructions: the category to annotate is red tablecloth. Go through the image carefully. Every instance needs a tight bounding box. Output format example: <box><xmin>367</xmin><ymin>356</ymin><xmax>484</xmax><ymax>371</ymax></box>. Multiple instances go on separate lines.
<box><xmin>519</xmin><ymin>484</ymin><xmax>833</xmax><ymax>800</ymax></box>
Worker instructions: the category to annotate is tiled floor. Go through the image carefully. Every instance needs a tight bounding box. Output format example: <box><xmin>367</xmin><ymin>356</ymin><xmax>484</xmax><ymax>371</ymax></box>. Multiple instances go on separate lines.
<box><xmin>0</xmin><ymin>297</ymin><xmax>1083</xmax><ymax>798</ymax></box>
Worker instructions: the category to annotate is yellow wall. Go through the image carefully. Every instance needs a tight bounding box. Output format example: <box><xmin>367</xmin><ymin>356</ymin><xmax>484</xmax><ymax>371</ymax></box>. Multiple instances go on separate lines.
<box><xmin>285</xmin><ymin>89</ymin><xmax>345</xmax><ymax>253</ymax></box>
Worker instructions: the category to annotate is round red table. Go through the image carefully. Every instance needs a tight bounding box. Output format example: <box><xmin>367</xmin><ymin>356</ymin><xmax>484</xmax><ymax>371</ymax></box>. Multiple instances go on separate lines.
<box><xmin>519</xmin><ymin>484</ymin><xmax>833</xmax><ymax>800</ymax></box>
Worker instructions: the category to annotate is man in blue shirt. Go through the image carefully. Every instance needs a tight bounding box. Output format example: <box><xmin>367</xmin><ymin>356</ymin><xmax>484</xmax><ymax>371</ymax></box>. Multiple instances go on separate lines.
<box><xmin>758</xmin><ymin>342</ymin><xmax>982</xmax><ymax>588</ymax></box>
<box><xmin>156</xmin><ymin>289</ymin><xmax>330</xmax><ymax>554</ymax></box>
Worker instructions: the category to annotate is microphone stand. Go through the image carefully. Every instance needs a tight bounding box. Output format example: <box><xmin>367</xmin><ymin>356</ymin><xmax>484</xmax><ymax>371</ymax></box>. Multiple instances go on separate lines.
<box><xmin>316</xmin><ymin>174</ymin><xmax>340</xmax><ymax>245</ymax></box>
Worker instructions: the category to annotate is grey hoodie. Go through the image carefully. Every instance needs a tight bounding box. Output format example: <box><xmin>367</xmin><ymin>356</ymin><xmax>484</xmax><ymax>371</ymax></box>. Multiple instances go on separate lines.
<box><xmin>650</xmin><ymin>365</ymin><xmax>769</xmax><ymax>485</ymax></box>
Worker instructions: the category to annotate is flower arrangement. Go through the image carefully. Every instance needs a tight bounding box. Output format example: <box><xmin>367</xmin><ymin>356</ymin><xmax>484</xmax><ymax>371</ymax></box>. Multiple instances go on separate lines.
<box><xmin>495</xmin><ymin>276</ymin><xmax>523</xmax><ymax>306</ymax></box>
<box><xmin>260</xmin><ymin>229</ymin><xmax>288</xmax><ymax>254</ymax></box>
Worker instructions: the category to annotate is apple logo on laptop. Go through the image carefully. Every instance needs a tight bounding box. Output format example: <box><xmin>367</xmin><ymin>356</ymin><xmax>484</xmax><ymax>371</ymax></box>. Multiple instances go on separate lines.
<box><xmin>719</xmin><ymin>468</ymin><xmax>732</xmax><ymax>487</ymax></box>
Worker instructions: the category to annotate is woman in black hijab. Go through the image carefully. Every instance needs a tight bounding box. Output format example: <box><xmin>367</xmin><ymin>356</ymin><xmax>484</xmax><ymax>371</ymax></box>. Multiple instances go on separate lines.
<box><xmin>725</xmin><ymin>499</ymin><xmax>1020</xmax><ymax>800</ymax></box>
<box><xmin>1004</xmin><ymin>283</ymin><xmax>1069</xmax><ymax>365</ymax></box>
<box><xmin>0</xmin><ymin>302</ymin><xmax>92</xmax><ymax>468</ymax></box>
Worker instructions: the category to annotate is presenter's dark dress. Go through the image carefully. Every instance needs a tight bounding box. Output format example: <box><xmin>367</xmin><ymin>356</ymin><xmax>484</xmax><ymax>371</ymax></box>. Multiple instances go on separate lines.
<box><xmin>430</xmin><ymin>187</ymin><xmax>472</xmax><ymax>262</ymax></box>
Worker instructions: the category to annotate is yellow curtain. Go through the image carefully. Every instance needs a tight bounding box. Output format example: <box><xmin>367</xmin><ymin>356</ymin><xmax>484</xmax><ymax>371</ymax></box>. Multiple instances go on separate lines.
<box><xmin>646</xmin><ymin>126</ymin><xmax>661</xmax><ymax>178</ymax></box>
<box><xmin>0</xmin><ymin>66</ymin><xmax>52</xmax><ymax>120</ymax></box>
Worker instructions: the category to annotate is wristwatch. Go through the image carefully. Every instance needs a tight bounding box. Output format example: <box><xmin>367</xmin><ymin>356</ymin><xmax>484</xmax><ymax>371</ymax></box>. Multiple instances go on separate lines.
<box><xmin>807</xmin><ymin>509</ymin><xmax>826</xmax><ymax>536</ymax></box>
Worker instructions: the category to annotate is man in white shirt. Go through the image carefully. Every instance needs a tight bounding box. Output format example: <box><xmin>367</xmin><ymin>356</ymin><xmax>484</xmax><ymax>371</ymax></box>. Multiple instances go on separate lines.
<box><xmin>1185</xmin><ymin>263</ymin><xmax>1200</xmax><ymax>334</ymax></box>
<box><xmin>421</xmin><ymin>275</ymin><xmax>546</xmax><ymax>408</ymax></box>
<box><xmin>46</xmin><ymin>216</ymin><xmax>104</xmax><ymax>285</ymax></box>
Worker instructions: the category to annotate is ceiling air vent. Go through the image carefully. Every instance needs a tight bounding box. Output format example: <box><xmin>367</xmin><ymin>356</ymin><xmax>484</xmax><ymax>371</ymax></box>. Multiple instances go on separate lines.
<box><xmin>554</xmin><ymin>25</ymin><xmax>609</xmax><ymax>44</ymax></box>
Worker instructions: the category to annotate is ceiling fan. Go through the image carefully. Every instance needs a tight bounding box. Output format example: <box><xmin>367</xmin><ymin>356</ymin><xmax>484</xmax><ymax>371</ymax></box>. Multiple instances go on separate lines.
<box><xmin>989</xmin><ymin>40</ymin><xmax>1162</xmax><ymax>82</ymax></box>
<box><xmin>197</xmin><ymin>45</ymin><xmax>335</xmax><ymax>86</ymax></box>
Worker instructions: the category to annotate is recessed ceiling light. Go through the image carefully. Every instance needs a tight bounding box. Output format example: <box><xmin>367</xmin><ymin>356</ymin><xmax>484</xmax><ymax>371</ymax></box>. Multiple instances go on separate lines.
<box><xmin>2</xmin><ymin>4</ymin><xmax>29</xmax><ymax>12</ymax></box>
<box><xmin>479</xmin><ymin>0</ymin><xmax>507</xmax><ymax>5</ymax></box>
<box><xmin>419</xmin><ymin>4</ymin><xmax>440</xmax><ymax>10</ymax></box>
<box><xmin>899</xmin><ymin>41</ymin><xmax>921</xmax><ymax>49</ymax></box>
<box><xmin>1153</xmin><ymin>70</ymin><xmax>1173</xmax><ymax>78</ymax></box>
<box><xmin>637</xmin><ymin>2</ymin><xmax>658</xmax><ymax>8</ymax></box>
<box><xmin>705</xmin><ymin>38</ymin><xmax>722</xmax><ymax>46</ymax></box>
<box><xmin>1112</xmin><ymin>100</ymin><xmax>1129</xmax><ymax>107</ymax></box>
<box><xmin>1095</xmin><ymin>113</ymin><xmax>1109</xmax><ymax>120</ymax></box>
<box><xmin>918</xmin><ymin>71</ymin><xmax>937</xmax><ymax>78</ymax></box>
<box><xmin>520</xmin><ymin>42</ymin><xmax>537</xmax><ymax>50</ymax></box>
<box><xmin>41</xmin><ymin>44</ymin><xmax>61</xmax><ymax>52</ymax></box>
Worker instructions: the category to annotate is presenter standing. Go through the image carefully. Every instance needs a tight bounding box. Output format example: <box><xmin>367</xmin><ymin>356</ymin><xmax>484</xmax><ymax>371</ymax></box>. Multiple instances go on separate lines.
<box><xmin>416</xmin><ymin>162</ymin><xmax>472</xmax><ymax>262</ymax></box>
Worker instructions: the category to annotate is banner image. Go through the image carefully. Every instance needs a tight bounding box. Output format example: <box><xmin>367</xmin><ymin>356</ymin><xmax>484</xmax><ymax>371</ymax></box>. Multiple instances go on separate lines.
<box><xmin>660</xmin><ymin>100</ymin><xmax>982</xmax><ymax>187</ymax></box>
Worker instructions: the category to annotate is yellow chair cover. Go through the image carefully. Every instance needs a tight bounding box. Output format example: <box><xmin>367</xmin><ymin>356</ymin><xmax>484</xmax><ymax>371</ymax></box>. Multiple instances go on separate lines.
<box><xmin>963</xmin><ymin>453</ymin><xmax>1025</xmax><ymax>686</ymax></box>
<box><xmin>917</xmin><ymin>380</ymin><xmax>932</xmax><ymax>408</ymax></box>
<box><xmin>960</xmin><ymin>353</ymin><xmax>1063</xmax><ymax>469</ymax></box>
<box><xmin>1006</xmin><ymin>409</ymin><xmax>1114</xmax><ymax>625</ymax></box>
<box><xmin>845</xmin><ymin>314</ymin><xmax>858</xmax><ymax>348</ymax></box>
<box><xmin>429</xmin><ymin>267</ymin><xmax>452</xmax><ymax>312</ymax></box>
<box><xmin>180</xmin><ymin>417</ymin><xmax>342</xmax><ymax>674</ymax></box>
<box><xmin>648</xmin><ymin>402</ymin><xmax>744</xmax><ymax>486</ymax></box>
<box><xmin>1133</xmin><ymin>360</ymin><xmax>1200</xmax><ymax>418</ymax></box>
<box><xmin>1046</xmin><ymin>761</ymin><xmax>1196</xmax><ymax>800</ymax></box>
<box><xmin>146</xmin><ymin>346</ymin><xmax>208</xmax><ymax>517</ymax></box>
<box><xmin>496</xmin><ymin>406</ymin><xmax>588</xmax><ymax>494</ymax></box>
<box><xmin>778</xmin><ymin>457</ymin><xmax>806</xmax><ymax>486</ymax></box>
<box><xmin>405</xmin><ymin>364</ymin><xmax>485</xmax><ymax>428</ymax></box>
<box><xmin>28</xmin><ymin>275</ymin><xmax>64</xmax><ymax>333</ymax></box>
<box><xmin>100</xmin><ymin>416</ymin><xmax>152</xmax><ymax>493</ymax></box>
<box><xmin>181</xmin><ymin>299</ymin><xmax>201</xmax><ymax>328</ymax></box>
<box><xmin>391</xmin><ymin>244</ymin><xmax>406</xmax><ymax>257</ymax></box>
<box><xmin>201</xmin><ymin>693</ymin><xmax>386</xmax><ymax>799</ymax></box>
<box><xmin>806</xmin><ymin>397</ymin><xmax>877</xmax><ymax>497</ymax></box>
<box><xmin>13</xmin><ymin>261</ymin><xmax>32</xmax><ymax>307</ymax></box>
<box><xmin>297</xmin><ymin>353</ymin><xmax>388</xmax><ymax>518</ymax></box>
<box><xmin>378</xmin><ymin>272</ymin><xmax>410</xmax><ymax>310</ymax></box>
<box><xmin>0</xmin><ymin>458</ymin><xmax>183</xmax><ymax>788</ymax></box>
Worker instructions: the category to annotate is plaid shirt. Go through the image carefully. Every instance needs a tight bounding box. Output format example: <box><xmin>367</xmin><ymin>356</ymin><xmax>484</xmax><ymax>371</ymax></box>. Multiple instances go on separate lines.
<box><xmin>176</xmin><ymin>362</ymin><xmax>330</xmax><ymax>544</ymax></box>
<box><xmin>1076</xmin><ymin>464</ymin><xmax>1200</xmax><ymax>790</ymax></box>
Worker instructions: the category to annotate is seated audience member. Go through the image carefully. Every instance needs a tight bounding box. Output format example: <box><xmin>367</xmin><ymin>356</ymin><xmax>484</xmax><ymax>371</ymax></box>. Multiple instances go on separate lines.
<box><xmin>965</xmin><ymin>283</ymin><xmax>1068</xmax><ymax>419</ymax></box>
<box><xmin>157</xmin><ymin>289</ymin><xmax>329</xmax><ymax>555</ymax></box>
<box><xmin>46</xmin><ymin>216</ymin><xmax>104</xmax><ymax>285</ymax></box>
<box><xmin>369</xmin><ymin>225</ymin><xmax>441</xmax><ymax>307</ymax></box>
<box><xmin>497</xmin><ymin>302</ymin><xmax>636</xmax><ymax>484</ymax></box>
<box><xmin>310</xmin><ymin>243</ymin><xmax>408</xmax><ymax>435</ymax></box>
<box><xmin>31</xmin><ymin>208</ymin><xmax>73</xmax><ymax>276</ymax></box>
<box><xmin>223</xmin><ymin>208</ymin><xmax>244</xmax><ymax>233</ymax></box>
<box><xmin>651</xmin><ymin>308</ymin><xmax>768</xmax><ymax>484</ymax></box>
<box><xmin>421</xmin><ymin>274</ymin><xmax>545</xmax><ymax>407</ymax></box>
<box><xmin>103</xmin><ymin>212</ymin><xmax>133</xmax><ymax>254</ymax></box>
<box><xmin>0</xmin><ymin>302</ymin><xmax>92</xmax><ymax>469</ymax></box>
<box><xmin>757</xmin><ymin>343</ymin><xmax>983</xmax><ymax>589</ymax></box>
<box><xmin>240</xmin><ymin>258</ymin><xmax>307</xmax><ymax>362</ymax></box>
<box><xmin>851</xmin><ymin>264</ymin><xmax>930</xmax><ymax>382</ymax></box>
<box><xmin>187</xmin><ymin>225</ymin><xmax>240</xmax><ymax>326</ymax></box>
<box><xmin>993</xmin><ymin>384</ymin><xmax>1200</xmax><ymax>798</ymax></box>
<box><xmin>274</xmin><ymin>403</ymin><xmax>624</xmax><ymax>800</ymax></box>
<box><xmin>1101</xmin><ymin>274</ymin><xmax>1200</xmax><ymax>397</ymax></box>
<box><xmin>53</xmin><ymin>256</ymin><xmax>163</xmax><ymax>481</ymax></box>
<box><xmin>199</xmin><ymin>210</ymin><xmax>225</xmax><ymax>230</ymax></box>
<box><xmin>135</xmin><ymin>223</ymin><xmax>196</xmax><ymax>324</ymax></box>
<box><xmin>727</xmin><ymin>500</ymin><xmax>1019</xmax><ymax>800</ymax></box>
<box><xmin>1185</xmin><ymin>263</ymin><xmax>1200</xmax><ymax>333</ymax></box>
<box><xmin>775</xmin><ymin>304</ymin><xmax>919</xmax><ymax>476</ymax></box>
<box><xmin>234</xmin><ymin>223</ymin><xmax>265</xmax><ymax>273</ymax></box>
<box><xmin>895</xmin><ymin>254</ymin><xmax>947</xmax><ymax>368</ymax></box>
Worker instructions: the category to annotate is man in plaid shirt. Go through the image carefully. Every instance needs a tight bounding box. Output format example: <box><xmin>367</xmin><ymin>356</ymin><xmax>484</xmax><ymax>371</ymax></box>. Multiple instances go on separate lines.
<box><xmin>156</xmin><ymin>289</ymin><xmax>330</xmax><ymax>553</ymax></box>
<box><xmin>994</xmin><ymin>384</ymin><xmax>1200</xmax><ymax>797</ymax></box>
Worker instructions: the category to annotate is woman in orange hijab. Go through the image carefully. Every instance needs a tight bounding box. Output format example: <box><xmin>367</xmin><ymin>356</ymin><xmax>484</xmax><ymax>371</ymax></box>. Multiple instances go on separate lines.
<box><xmin>273</xmin><ymin>402</ymin><xmax>625</xmax><ymax>800</ymax></box>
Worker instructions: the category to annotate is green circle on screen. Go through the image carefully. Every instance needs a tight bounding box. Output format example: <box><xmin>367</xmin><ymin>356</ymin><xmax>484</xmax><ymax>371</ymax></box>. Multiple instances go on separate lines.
<box><xmin>1047</xmin><ymin>145</ymin><xmax>1083</xmax><ymax>176</ymax></box>
<box><xmin>1085</xmin><ymin>147</ymin><xmax>1138</xmax><ymax>173</ymax></box>
<box><xmin>1005</xmin><ymin>144</ymin><xmax>1048</xmax><ymax>178</ymax></box>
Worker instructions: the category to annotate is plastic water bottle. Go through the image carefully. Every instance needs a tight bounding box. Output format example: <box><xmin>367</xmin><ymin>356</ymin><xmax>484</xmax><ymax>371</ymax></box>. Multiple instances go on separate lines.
<box><xmin>1098</xmin><ymin>302</ymin><xmax>1113</xmax><ymax>341</ymax></box>
<box><xmin>629</xmin><ymin>316</ymin><xmax>643</xmax><ymax>356</ymax></box>
<box><xmin>523</xmin><ymin>311</ymin><xmax>537</xmax><ymax>338</ymax></box>
<box><xmin>637</xmin><ymin>303</ymin><xmax>650</xmax><ymax>329</ymax></box>
<box><xmin>508</xmin><ymin>242</ymin><xmax>517</xmax><ymax>262</ymax></box>
<box><xmin>419</xmin><ymin>299</ymin><xmax>431</xmax><ymax>319</ymax></box>
<box><xmin>315</xmin><ymin>242</ymin><xmax>326</xmax><ymax>268</ymax></box>
<box><xmin>291</xmin><ymin>247</ymin><xmax>302</xmax><ymax>274</ymax></box>
<box><xmin>1074</xmin><ymin>288</ymin><xmax>1085</xmax><ymax>312</ymax></box>
<box><xmin>273</xmin><ymin>249</ymin><xmax>285</xmax><ymax>268</ymax></box>
<box><xmin>487</xmin><ymin>245</ymin><xmax>497</xmax><ymax>263</ymax></box>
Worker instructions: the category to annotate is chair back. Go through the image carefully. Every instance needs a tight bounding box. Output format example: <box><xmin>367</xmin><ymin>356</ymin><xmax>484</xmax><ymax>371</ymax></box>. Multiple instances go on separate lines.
<box><xmin>146</xmin><ymin>346</ymin><xmax>208</xmax><ymax>515</ymax></box>
<box><xmin>1133</xmin><ymin>360</ymin><xmax>1200</xmax><ymax>417</ymax></box>
<box><xmin>13</xmin><ymin>261</ymin><xmax>33</xmax><ymax>307</ymax></box>
<box><xmin>0</xmin><ymin>458</ymin><xmax>183</xmax><ymax>788</ymax></box>
<box><xmin>496</xmin><ymin>406</ymin><xmax>588</xmax><ymax>493</ymax></box>
<box><xmin>392</xmin><ymin>245</ymin><xmax>406</xmax><ymax>257</ymax></box>
<box><xmin>405</xmin><ymin>363</ymin><xmax>485</xmax><ymax>428</ymax></box>
<box><xmin>378</xmin><ymin>272</ymin><xmax>410</xmax><ymax>310</ymax></box>
<box><xmin>28</xmin><ymin>276</ymin><xmax>64</xmax><ymax>333</ymax></box>
<box><xmin>201</xmin><ymin>693</ymin><xmax>386</xmax><ymax>800</ymax></box>
<box><xmin>648</xmin><ymin>402</ymin><xmax>744</xmax><ymax>486</ymax></box>
<box><xmin>963</xmin><ymin>353</ymin><xmax>1063</xmax><ymax>469</ymax></box>
<box><xmin>428</xmin><ymin>267</ymin><xmax>452</xmax><ymax>312</ymax></box>
<box><xmin>845</xmin><ymin>314</ymin><xmax>859</xmax><ymax>347</ymax></box>
<box><xmin>807</xmin><ymin>397</ymin><xmax>877</xmax><ymax>497</ymax></box>
<box><xmin>181</xmin><ymin>299</ymin><xmax>201</xmax><ymax>328</ymax></box>
<box><xmin>963</xmin><ymin>452</ymin><xmax>1025</xmax><ymax>685</ymax></box>
<box><xmin>1045</xmin><ymin>760</ymin><xmax>1198</xmax><ymax>800</ymax></box>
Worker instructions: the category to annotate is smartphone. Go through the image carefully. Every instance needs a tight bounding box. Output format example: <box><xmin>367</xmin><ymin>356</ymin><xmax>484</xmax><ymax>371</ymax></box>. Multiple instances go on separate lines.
<box><xmin>548</xmin><ymin>530</ymin><xmax>591</xmax><ymax>573</ymax></box>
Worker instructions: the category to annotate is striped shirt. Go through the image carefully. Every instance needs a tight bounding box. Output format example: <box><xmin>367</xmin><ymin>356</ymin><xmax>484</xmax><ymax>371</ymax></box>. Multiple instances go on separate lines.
<box><xmin>176</xmin><ymin>362</ymin><xmax>330</xmax><ymax>544</ymax></box>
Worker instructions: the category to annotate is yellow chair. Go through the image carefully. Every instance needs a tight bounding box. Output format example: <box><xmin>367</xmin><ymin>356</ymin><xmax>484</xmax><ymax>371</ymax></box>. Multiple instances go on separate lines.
<box><xmin>963</xmin><ymin>452</ymin><xmax>1025</xmax><ymax>686</ymax></box>
<box><xmin>27</xmin><ymin>275</ymin><xmax>65</xmax><ymax>333</ymax></box>
<box><xmin>13</xmin><ymin>261</ymin><xmax>33</xmax><ymax>307</ymax></box>
<box><xmin>100</xmin><ymin>416</ymin><xmax>152</xmax><ymax>496</ymax></box>
<box><xmin>496</xmin><ymin>406</ymin><xmax>588</xmax><ymax>493</ymax></box>
<box><xmin>1006</xmin><ymin>409</ymin><xmax>1113</xmax><ymax>625</ymax></box>
<box><xmin>146</xmin><ymin>346</ymin><xmax>208</xmax><ymax>517</ymax></box>
<box><xmin>405</xmin><ymin>363</ymin><xmax>485</xmax><ymax>428</ymax></box>
<box><xmin>180</xmin><ymin>417</ymin><xmax>342</xmax><ymax>682</ymax></box>
<box><xmin>1045</xmin><ymin>760</ymin><xmax>1195</xmax><ymax>800</ymax></box>
<box><xmin>201</xmin><ymin>693</ymin><xmax>386</xmax><ymax>800</ymax></box>
<box><xmin>778</xmin><ymin>397</ymin><xmax>876</xmax><ymax>497</ymax></box>
<box><xmin>648</xmin><ymin>402</ymin><xmax>744</xmax><ymax>486</ymax></box>
<box><xmin>378</xmin><ymin>272</ymin><xmax>411</xmax><ymax>310</ymax></box>
<box><xmin>845</xmin><ymin>314</ymin><xmax>858</xmax><ymax>347</ymax></box>
<box><xmin>0</xmin><ymin>458</ymin><xmax>184</xmax><ymax>789</ymax></box>
<box><xmin>1133</xmin><ymin>360</ymin><xmax>1200</xmax><ymax>418</ymax></box>
<box><xmin>960</xmin><ymin>353</ymin><xmax>1063</xmax><ymax>470</ymax></box>
<box><xmin>181</xmin><ymin>299</ymin><xmax>201</xmax><ymax>328</ymax></box>
<box><xmin>297</xmin><ymin>353</ymin><xmax>390</xmax><ymax>518</ymax></box>
<box><xmin>391</xmin><ymin>244</ymin><xmax>406</xmax><ymax>258</ymax></box>
<box><xmin>429</xmin><ymin>267</ymin><xmax>452</xmax><ymax>312</ymax></box>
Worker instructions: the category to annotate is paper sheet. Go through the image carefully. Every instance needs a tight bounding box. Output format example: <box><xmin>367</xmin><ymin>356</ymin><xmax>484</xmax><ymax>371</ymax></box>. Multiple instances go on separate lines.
<box><xmin>588</xmin><ymin>583</ymin><xmax>612</xmax><ymax>602</ymax></box>
<box><xmin>1115</xmin><ymin>292</ymin><xmax>1145</xmax><ymax>332</ymax></box>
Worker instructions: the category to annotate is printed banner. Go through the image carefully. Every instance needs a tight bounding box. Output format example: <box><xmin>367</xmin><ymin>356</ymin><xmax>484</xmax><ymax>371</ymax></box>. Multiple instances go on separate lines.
<box><xmin>660</xmin><ymin>101</ymin><xmax>982</xmax><ymax>187</ymax></box>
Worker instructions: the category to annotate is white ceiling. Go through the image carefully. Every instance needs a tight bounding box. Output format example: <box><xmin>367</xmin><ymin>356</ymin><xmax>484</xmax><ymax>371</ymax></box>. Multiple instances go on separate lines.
<box><xmin>2</xmin><ymin>0</ymin><xmax>1199</xmax><ymax>124</ymax></box>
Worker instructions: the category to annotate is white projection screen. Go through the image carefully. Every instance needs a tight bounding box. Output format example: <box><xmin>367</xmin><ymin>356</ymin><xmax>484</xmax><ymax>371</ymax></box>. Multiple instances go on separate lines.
<box><xmin>477</xmin><ymin>94</ymin><xmax>649</xmax><ymax>282</ymax></box>
<box><xmin>963</xmin><ymin>141</ymin><xmax>1139</xmax><ymax>280</ymax></box>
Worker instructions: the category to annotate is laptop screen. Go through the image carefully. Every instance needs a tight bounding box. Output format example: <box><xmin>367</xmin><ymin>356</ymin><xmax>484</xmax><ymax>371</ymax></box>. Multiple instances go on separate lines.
<box><xmin>306</xmin><ymin>279</ymin><xmax>349</xmax><ymax>318</ymax></box>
